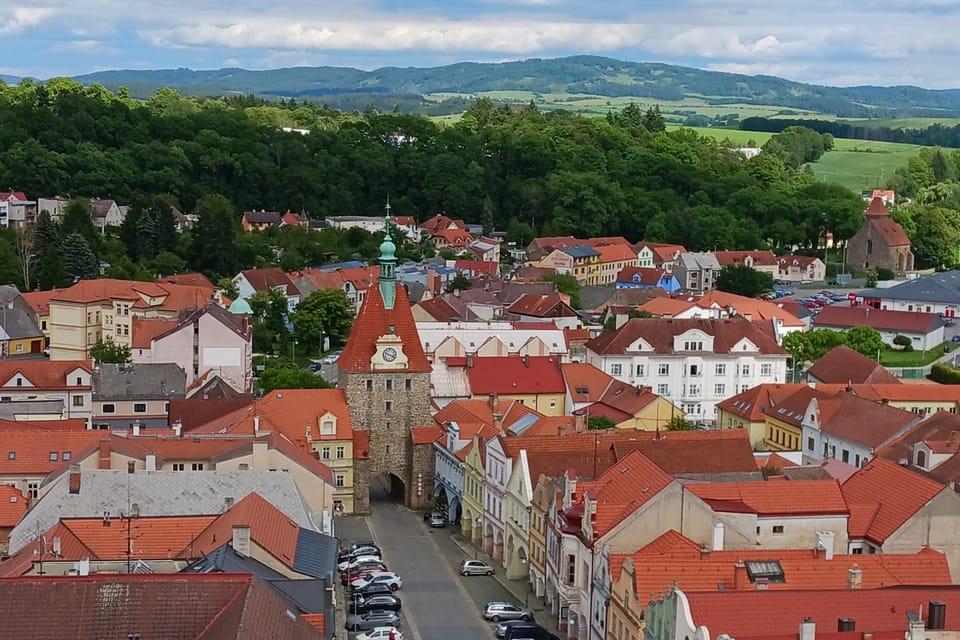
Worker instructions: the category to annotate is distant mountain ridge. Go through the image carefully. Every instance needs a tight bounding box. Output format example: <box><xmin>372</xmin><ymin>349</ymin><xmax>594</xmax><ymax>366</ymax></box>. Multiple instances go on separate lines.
<box><xmin>9</xmin><ymin>56</ymin><xmax>960</xmax><ymax>117</ymax></box>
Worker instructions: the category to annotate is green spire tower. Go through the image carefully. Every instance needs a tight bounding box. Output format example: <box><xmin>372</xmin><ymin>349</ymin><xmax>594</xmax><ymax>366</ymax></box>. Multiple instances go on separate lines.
<box><xmin>378</xmin><ymin>198</ymin><xmax>398</xmax><ymax>310</ymax></box>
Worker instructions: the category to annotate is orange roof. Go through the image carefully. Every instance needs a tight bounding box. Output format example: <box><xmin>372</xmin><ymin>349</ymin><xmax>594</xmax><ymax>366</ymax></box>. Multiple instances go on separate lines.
<box><xmin>0</xmin><ymin>418</ymin><xmax>88</xmax><ymax>432</ymax></box>
<box><xmin>185</xmin><ymin>493</ymin><xmax>299</xmax><ymax>568</ymax></box>
<box><xmin>701</xmin><ymin>290</ymin><xmax>804</xmax><ymax>327</ymax></box>
<box><xmin>158</xmin><ymin>273</ymin><xmax>214</xmax><ymax>291</ymax></box>
<box><xmin>0</xmin><ymin>485</ymin><xmax>27</xmax><ymax>528</ymax></box>
<box><xmin>713</xmin><ymin>250</ymin><xmax>778</xmax><ymax>267</ymax></box>
<box><xmin>338</xmin><ymin>284</ymin><xmax>431</xmax><ymax>373</ymax></box>
<box><xmin>807</xmin><ymin>345</ymin><xmax>900</xmax><ymax>384</ymax></box>
<box><xmin>637</xmin><ymin>296</ymin><xmax>699</xmax><ymax>316</ymax></box>
<box><xmin>21</xmin><ymin>289</ymin><xmax>65</xmax><ymax>316</ymax></box>
<box><xmin>352</xmin><ymin>430</ymin><xmax>370</xmax><ymax>460</ymax></box>
<box><xmin>433</xmin><ymin>398</ymin><xmax>541</xmax><ymax>432</ymax></box>
<box><xmin>687</xmin><ymin>480</ymin><xmax>848</xmax><ymax>516</ymax></box>
<box><xmin>432</xmin><ymin>229</ymin><xmax>473</xmax><ymax>245</ymax></box>
<box><xmin>50</xmin><ymin>279</ymin><xmax>213</xmax><ymax>311</ymax></box>
<box><xmin>580</xmin><ymin>449</ymin><xmax>673</xmax><ymax>539</ymax></box>
<box><xmin>562</xmin><ymin>363</ymin><xmax>613</xmax><ymax>404</ymax></box>
<box><xmin>716</xmin><ymin>383</ymin><xmax>812</xmax><ymax>422</ymax></box>
<box><xmin>465</xmin><ymin>356</ymin><xmax>565</xmax><ymax>395</ymax></box>
<box><xmin>131</xmin><ymin>317</ymin><xmax>180</xmax><ymax>349</ymax></box>
<box><xmin>301</xmin><ymin>613</ymin><xmax>325</xmax><ymax>633</ymax></box>
<box><xmin>563</xmin><ymin>327</ymin><xmax>590</xmax><ymax>344</ymax></box>
<box><xmin>0</xmin><ymin>359</ymin><xmax>92</xmax><ymax>390</ymax></box>
<box><xmin>411</xmin><ymin>425</ymin><xmax>443</xmax><ymax>445</ymax></box>
<box><xmin>62</xmin><ymin>515</ymin><xmax>216</xmax><ymax>559</ymax></box>
<box><xmin>0</xmin><ymin>431</ymin><xmax>104</xmax><ymax>475</ymax></box>
<box><xmin>595</xmin><ymin>244</ymin><xmax>637</xmax><ymax>263</ymax></box>
<box><xmin>842</xmin><ymin>457</ymin><xmax>945</xmax><ymax>544</ymax></box>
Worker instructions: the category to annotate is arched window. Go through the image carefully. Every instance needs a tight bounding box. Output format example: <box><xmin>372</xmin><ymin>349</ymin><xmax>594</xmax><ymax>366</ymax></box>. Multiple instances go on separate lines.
<box><xmin>866</xmin><ymin>239</ymin><xmax>873</xmax><ymax>255</ymax></box>
<box><xmin>916</xmin><ymin>450</ymin><xmax>927</xmax><ymax>468</ymax></box>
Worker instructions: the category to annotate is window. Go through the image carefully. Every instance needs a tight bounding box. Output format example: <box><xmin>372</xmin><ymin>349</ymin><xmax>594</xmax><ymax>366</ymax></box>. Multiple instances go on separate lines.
<box><xmin>657</xmin><ymin>384</ymin><xmax>669</xmax><ymax>395</ymax></box>
<box><xmin>336</xmin><ymin>445</ymin><xmax>345</xmax><ymax>459</ymax></box>
<box><xmin>658</xmin><ymin>364</ymin><xmax>669</xmax><ymax>376</ymax></box>
<box><xmin>101</xmin><ymin>403</ymin><xmax>116</xmax><ymax>414</ymax></box>
<box><xmin>49</xmin><ymin>452</ymin><xmax>58</xmax><ymax>461</ymax></box>
<box><xmin>335</xmin><ymin>474</ymin><xmax>345</xmax><ymax>487</ymax></box>
<box><xmin>132</xmin><ymin>403</ymin><xmax>146</xmax><ymax>413</ymax></box>
<box><xmin>239</xmin><ymin>463</ymin><xmax>249</xmax><ymax>471</ymax></box>
<box><xmin>684</xmin><ymin>341</ymin><xmax>703</xmax><ymax>351</ymax></box>
<box><xmin>14</xmin><ymin>344</ymin><xmax>22</xmax><ymax>353</ymax></box>
<box><xmin>385</xmin><ymin>379</ymin><xmax>393</xmax><ymax>391</ymax></box>
<box><xmin>715</xmin><ymin>364</ymin><xmax>726</xmax><ymax>376</ymax></box>
<box><xmin>321</xmin><ymin>421</ymin><xmax>334</xmax><ymax>435</ymax></box>
<box><xmin>740</xmin><ymin>365</ymin><xmax>751</xmax><ymax>376</ymax></box>
<box><xmin>15</xmin><ymin>378</ymin><xmax>21</xmax><ymax>387</ymax></box>
<box><xmin>72</xmin><ymin>396</ymin><xmax>84</xmax><ymax>407</ymax></box>
<box><xmin>688</xmin><ymin>364</ymin><xmax>700</xmax><ymax>376</ymax></box>
<box><xmin>772</xmin><ymin>525</ymin><xmax>784</xmax><ymax>534</ymax></box>
<box><xmin>26</xmin><ymin>482</ymin><xmax>38</xmax><ymax>499</ymax></box>
<box><xmin>714</xmin><ymin>383</ymin><xmax>725</xmax><ymax>395</ymax></box>
<box><xmin>385</xmin><ymin>445</ymin><xmax>391</xmax><ymax>455</ymax></box>
<box><xmin>62</xmin><ymin>452</ymin><xmax>71</xmax><ymax>461</ymax></box>
<box><xmin>7</xmin><ymin>452</ymin><xmax>13</xmax><ymax>461</ymax></box>
<box><xmin>405</xmin><ymin>378</ymin><xmax>412</xmax><ymax>391</ymax></box>
<box><xmin>760</xmin><ymin>363</ymin><xmax>773</xmax><ymax>376</ymax></box>
<box><xmin>744</xmin><ymin>560</ymin><xmax>785</xmax><ymax>583</ymax></box>
<box><xmin>384</xmin><ymin>401</ymin><xmax>393</xmax><ymax>413</ymax></box>
<box><xmin>635</xmin><ymin>364</ymin><xmax>645</xmax><ymax>377</ymax></box>
<box><xmin>610</xmin><ymin>364</ymin><xmax>622</xmax><ymax>376</ymax></box>
<box><xmin>172</xmin><ymin>463</ymin><xmax>185</xmax><ymax>471</ymax></box>
<box><xmin>866</xmin><ymin>239</ymin><xmax>873</xmax><ymax>255</ymax></box>
<box><xmin>75</xmin><ymin>376</ymin><xmax>82</xmax><ymax>386</ymax></box>
<box><xmin>807</xmin><ymin>437</ymin><xmax>815</xmax><ymax>451</ymax></box>
<box><xmin>841</xmin><ymin>449</ymin><xmax>850</xmax><ymax>463</ymax></box>
<box><xmin>192</xmin><ymin>463</ymin><xmax>204</xmax><ymax>471</ymax></box>
<box><xmin>321</xmin><ymin>447</ymin><xmax>331</xmax><ymax>460</ymax></box>
<box><xmin>852</xmin><ymin>547</ymin><xmax>863</xmax><ymax>555</ymax></box>
<box><xmin>566</xmin><ymin>554</ymin><xmax>576</xmax><ymax>584</ymax></box>
<box><xmin>366</xmin><ymin>379</ymin><xmax>373</xmax><ymax>391</ymax></box>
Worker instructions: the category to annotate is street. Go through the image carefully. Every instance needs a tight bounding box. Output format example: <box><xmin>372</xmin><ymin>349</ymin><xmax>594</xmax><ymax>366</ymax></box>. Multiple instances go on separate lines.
<box><xmin>336</xmin><ymin>477</ymin><xmax>526</xmax><ymax>640</ymax></box>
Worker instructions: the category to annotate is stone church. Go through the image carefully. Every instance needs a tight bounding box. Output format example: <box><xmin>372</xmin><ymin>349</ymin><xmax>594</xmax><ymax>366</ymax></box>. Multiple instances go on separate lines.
<box><xmin>846</xmin><ymin>196</ymin><xmax>915</xmax><ymax>273</ymax></box>
<box><xmin>337</xmin><ymin>214</ymin><xmax>435</xmax><ymax>513</ymax></box>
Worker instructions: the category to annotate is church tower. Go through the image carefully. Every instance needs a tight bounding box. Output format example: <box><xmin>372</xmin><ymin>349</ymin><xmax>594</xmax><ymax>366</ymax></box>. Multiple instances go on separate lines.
<box><xmin>337</xmin><ymin>201</ymin><xmax>434</xmax><ymax>513</ymax></box>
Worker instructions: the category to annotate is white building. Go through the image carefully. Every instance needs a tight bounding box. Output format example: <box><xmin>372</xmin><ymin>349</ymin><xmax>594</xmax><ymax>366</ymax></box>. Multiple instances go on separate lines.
<box><xmin>326</xmin><ymin>215</ymin><xmax>421</xmax><ymax>242</ymax></box>
<box><xmin>482</xmin><ymin>436</ymin><xmax>512</xmax><ymax>563</ymax></box>
<box><xmin>674</xmin><ymin>252</ymin><xmax>721</xmax><ymax>293</ymax></box>
<box><xmin>585</xmin><ymin>318</ymin><xmax>788</xmax><ymax>423</ymax></box>
<box><xmin>416</xmin><ymin>321</ymin><xmax>569</xmax><ymax>362</ymax></box>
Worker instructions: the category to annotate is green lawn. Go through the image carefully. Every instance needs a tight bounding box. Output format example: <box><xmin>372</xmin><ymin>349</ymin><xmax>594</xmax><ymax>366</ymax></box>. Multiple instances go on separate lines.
<box><xmin>879</xmin><ymin>342</ymin><xmax>956</xmax><ymax>367</ymax></box>
<box><xmin>808</xmin><ymin>139</ymin><xmax>926</xmax><ymax>192</ymax></box>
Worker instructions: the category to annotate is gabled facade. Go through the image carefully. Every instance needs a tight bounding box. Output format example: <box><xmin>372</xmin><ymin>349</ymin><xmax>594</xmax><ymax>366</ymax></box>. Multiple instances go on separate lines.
<box><xmin>502</xmin><ymin>449</ymin><xmax>534</xmax><ymax>579</ymax></box>
<box><xmin>233</xmin><ymin>268</ymin><xmax>300</xmax><ymax>312</ymax></box>
<box><xmin>461</xmin><ymin>434</ymin><xmax>487</xmax><ymax>546</ymax></box>
<box><xmin>0</xmin><ymin>360</ymin><xmax>94</xmax><ymax>420</ymax></box>
<box><xmin>615</xmin><ymin>267</ymin><xmax>681</xmax><ymax>292</ymax></box>
<box><xmin>673</xmin><ymin>252</ymin><xmax>721</xmax><ymax>293</ymax></box>
<box><xmin>635</xmin><ymin>243</ymin><xmax>686</xmax><ymax>271</ymax></box>
<box><xmin>847</xmin><ymin>197</ymin><xmax>915</xmax><ymax>273</ymax></box>
<box><xmin>482</xmin><ymin>436</ymin><xmax>512</xmax><ymax>561</ymax></box>
<box><xmin>777</xmin><ymin>255</ymin><xmax>826</xmax><ymax>283</ymax></box>
<box><xmin>92</xmin><ymin>363</ymin><xmax>186</xmax><ymax>430</ymax></box>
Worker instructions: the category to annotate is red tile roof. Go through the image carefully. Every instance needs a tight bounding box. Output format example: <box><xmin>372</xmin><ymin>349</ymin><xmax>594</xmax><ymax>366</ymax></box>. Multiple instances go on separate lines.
<box><xmin>433</xmin><ymin>398</ymin><xmax>542</xmax><ymax>432</ymax></box>
<box><xmin>465</xmin><ymin>356</ymin><xmax>565</xmax><ymax>395</ymax></box>
<box><xmin>617</xmin><ymin>266</ymin><xmax>669</xmax><ymax>285</ymax></box>
<box><xmin>842</xmin><ymin>457</ymin><xmax>945</xmax><ymax>544</ymax></box>
<box><xmin>432</xmin><ymin>229</ymin><xmax>473</xmax><ymax>246</ymax></box>
<box><xmin>807</xmin><ymin>344</ymin><xmax>900</xmax><ymax>384</ymax></box>
<box><xmin>62</xmin><ymin>515</ymin><xmax>217</xmax><ymax>559</ymax></box>
<box><xmin>610</xmin><ymin>429</ymin><xmax>758</xmax><ymax>475</ymax></box>
<box><xmin>713</xmin><ymin>250</ymin><xmax>778</xmax><ymax>267</ymax></box>
<box><xmin>0</xmin><ymin>485</ymin><xmax>27</xmax><ymax>528</ymax></box>
<box><xmin>562</xmin><ymin>363</ymin><xmax>613</xmax><ymax>404</ymax></box>
<box><xmin>415</xmin><ymin>297</ymin><xmax>461</xmax><ymax>322</ymax></box>
<box><xmin>239</xmin><ymin>267</ymin><xmax>299</xmax><ymax>296</ymax></box>
<box><xmin>595</xmin><ymin>244</ymin><xmax>637</xmax><ymax>263</ymax></box>
<box><xmin>580</xmin><ymin>449</ymin><xmax>673</xmax><ymax>538</ymax></box>
<box><xmin>563</xmin><ymin>327</ymin><xmax>591</xmax><ymax>344</ymax></box>
<box><xmin>421</xmin><ymin>214</ymin><xmax>466</xmax><ymax>233</ymax></box>
<box><xmin>0</xmin><ymin>431</ymin><xmax>104</xmax><ymax>475</ymax></box>
<box><xmin>338</xmin><ymin>283</ymin><xmax>431</xmax><ymax>373</ymax></box>
<box><xmin>352</xmin><ymin>430</ymin><xmax>370</xmax><ymax>460</ymax></box>
<box><xmin>815</xmin><ymin>306</ymin><xmax>940</xmax><ymax>334</ymax></box>
<box><xmin>21</xmin><ymin>289</ymin><xmax>65</xmax><ymax>316</ymax></box>
<box><xmin>634</xmin><ymin>242</ymin><xmax>686</xmax><ymax>263</ymax></box>
<box><xmin>411</xmin><ymin>425</ymin><xmax>443</xmax><ymax>445</ymax></box>
<box><xmin>869</xmin><ymin>216</ymin><xmax>912</xmax><ymax>246</ymax></box>
<box><xmin>687</xmin><ymin>479</ymin><xmax>848</xmax><ymax>516</ymax></box>
<box><xmin>0</xmin><ymin>573</ymin><xmax>325</xmax><ymax>639</ymax></box>
<box><xmin>0</xmin><ymin>418</ymin><xmax>88</xmax><ymax>432</ymax></box>
<box><xmin>684</xmin><ymin>586</ymin><xmax>960</xmax><ymax>640</ymax></box>
<box><xmin>716</xmin><ymin>383</ymin><xmax>813</xmax><ymax>422</ymax></box>
<box><xmin>131</xmin><ymin>317</ymin><xmax>180</xmax><ymax>349</ymax></box>
<box><xmin>158</xmin><ymin>273</ymin><xmax>215</xmax><ymax>290</ymax></box>
<box><xmin>586</xmin><ymin>318</ymin><xmax>787</xmax><ymax>355</ymax></box>
<box><xmin>0</xmin><ymin>359</ymin><xmax>92</xmax><ymax>390</ymax></box>
<box><xmin>507</xmin><ymin>294</ymin><xmax>575</xmax><ymax>318</ymax></box>
<box><xmin>185</xmin><ymin>493</ymin><xmax>300</xmax><ymax>567</ymax></box>
<box><xmin>812</xmin><ymin>391</ymin><xmax>919</xmax><ymax>448</ymax></box>
<box><xmin>876</xmin><ymin>410</ymin><xmax>960</xmax><ymax>468</ymax></box>
<box><xmin>50</xmin><ymin>279</ymin><xmax>213</xmax><ymax>311</ymax></box>
<box><xmin>866</xmin><ymin>195</ymin><xmax>889</xmax><ymax>216</ymax></box>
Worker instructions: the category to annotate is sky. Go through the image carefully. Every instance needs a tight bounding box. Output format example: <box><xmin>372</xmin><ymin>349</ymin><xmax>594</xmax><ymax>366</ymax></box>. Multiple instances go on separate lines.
<box><xmin>1</xmin><ymin>0</ymin><xmax>959</xmax><ymax>88</ymax></box>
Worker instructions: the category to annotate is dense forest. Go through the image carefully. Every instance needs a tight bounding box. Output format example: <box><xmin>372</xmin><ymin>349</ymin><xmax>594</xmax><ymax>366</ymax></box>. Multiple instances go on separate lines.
<box><xmin>742</xmin><ymin>117</ymin><xmax>960</xmax><ymax>149</ymax></box>
<box><xmin>0</xmin><ymin>79</ymin><xmax>871</xmax><ymax>288</ymax></box>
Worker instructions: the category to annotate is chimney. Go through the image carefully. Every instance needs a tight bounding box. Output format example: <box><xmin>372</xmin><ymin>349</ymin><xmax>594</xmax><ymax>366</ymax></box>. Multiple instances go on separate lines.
<box><xmin>493</xmin><ymin>412</ymin><xmax>503</xmax><ymax>431</ymax></box>
<box><xmin>523</xmin><ymin>354</ymin><xmax>530</xmax><ymax>367</ymax></box>
<box><xmin>928</xmin><ymin>600</ymin><xmax>947</xmax><ymax>631</ymax></box>
<box><xmin>816</xmin><ymin>532</ymin><xmax>834</xmax><ymax>560</ymax></box>
<box><xmin>838</xmin><ymin>619</ymin><xmax>855</xmax><ymax>632</ymax></box>
<box><xmin>98</xmin><ymin>439</ymin><xmax>111</xmax><ymax>469</ymax></box>
<box><xmin>232</xmin><ymin>524</ymin><xmax>251</xmax><ymax>557</ymax></box>
<box><xmin>733</xmin><ymin>560</ymin><xmax>747</xmax><ymax>590</ymax></box>
<box><xmin>132</xmin><ymin>423</ymin><xmax>140</xmax><ymax>437</ymax></box>
<box><xmin>172</xmin><ymin>422</ymin><xmax>182</xmax><ymax>438</ymax></box>
<box><xmin>305</xmin><ymin>424</ymin><xmax>312</xmax><ymax>444</ymax></box>
<box><xmin>712</xmin><ymin>522</ymin><xmax>725</xmax><ymax>551</ymax></box>
<box><xmin>253</xmin><ymin>414</ymin><xmax>260</xmax><ymax>433</ymax></box>
<box><xmin>466</xmin><ymin>354</ymin><xmax>475</xmax><ymax>368</ymax></box>
<box><xmin>847</xmin><ymin>565</ymin><xmax>862</xmax><ymax>590</ymax></box>
<box><xmin>145</xmin><ymin>454</ymin><xmax>156</xmax><ymax>472</ymax></box>
<box><xmin>573</xmin><ymin>413</ymin><xmax>586</xmax><ymax>433</ymax></box>
<box><xmin>799</xmin><ymin>619</ymin><xmax>816</xmax><ymax>640</ymax></box>
<box><xmin>907</xmin><ymin>612</ymin><xmax>926</xmax><ymax>640</ymax></box>
<box><xmin>558</xmin><ymin>424</ymin><xmax>567</xmax><ymax>436</ymax></box>
<box><xmin>488</xmin><ymin>393</ymin><xmax>498</xmax><ymax>412</ymax></box>
<box><xmin>68</xmin><ymin>464</ymin><xmax>81</xmax><ymax>494</ymax></box>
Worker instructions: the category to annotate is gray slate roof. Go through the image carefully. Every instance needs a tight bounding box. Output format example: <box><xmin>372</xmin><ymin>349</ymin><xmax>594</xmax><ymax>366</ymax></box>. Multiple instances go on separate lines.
<box><xmin>677</xmin><ymin>252</ymin><xmax>721</xmax><ymax>271</ymax></box>
<box><xmin>93</xmin><ymin>363</ymin><xmax>187</xmax><ymax>401</ymax></box>
<box><xmin>10</xmin><ymin>469</ymin><xmax>314</xmax><ymax>554</ymax></box>
<box><xmin>868</xmin><ymin>270</ymin><xmax>960</xmax><ymax>303</ymax></box>
<box><xmin>0</xmin><ymin>285</ymin><xmax>42</xmax><ymax>340</ymax></box>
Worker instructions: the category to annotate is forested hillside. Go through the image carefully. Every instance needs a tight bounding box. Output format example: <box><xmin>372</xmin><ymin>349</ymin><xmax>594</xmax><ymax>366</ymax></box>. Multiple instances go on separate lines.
<box><xmin>0</xmin><ymin>79</ymin><xmax>867</xmax><ymax>285</ymax></box>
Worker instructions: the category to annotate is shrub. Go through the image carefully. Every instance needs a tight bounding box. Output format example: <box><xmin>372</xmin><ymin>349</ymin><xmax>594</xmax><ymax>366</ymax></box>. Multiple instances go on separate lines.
<box><xmin>876</xmin><ymin>267</ymin><xmax>896</xmax><ymax>281</ymax></box>
<box><xmin>892</xmin><ymin>335</ymin><xmax>914</xmax><ymax>351</ymax></box>
<box><xmin>930</xmin><ymin>363</ymin><xmax>960</xmax><ymax>384</ymax></box>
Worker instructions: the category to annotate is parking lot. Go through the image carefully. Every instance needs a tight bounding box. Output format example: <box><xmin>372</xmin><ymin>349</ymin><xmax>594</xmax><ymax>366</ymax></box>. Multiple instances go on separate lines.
<box><xmin>335</xmin><ymin>482</ymin><xmax>528</xmax><ymax>640</ymax></box>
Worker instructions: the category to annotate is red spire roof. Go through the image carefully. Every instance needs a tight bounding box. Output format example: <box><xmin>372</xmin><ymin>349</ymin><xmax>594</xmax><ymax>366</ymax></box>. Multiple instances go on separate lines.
<box><xmin>866</xmin><ymin>196</ymin><xmax>889</xmax><ymax>216</ymax></box>
<box><xmin>338</xmin><ymin>282</ymin><xmax>431</xmax><ymax>373</ymax></box>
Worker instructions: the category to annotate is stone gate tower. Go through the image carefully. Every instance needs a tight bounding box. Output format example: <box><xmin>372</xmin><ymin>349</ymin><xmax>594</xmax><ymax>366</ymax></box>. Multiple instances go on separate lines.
<box><xmin>337</xmin><ymin>204</ymin><xmax>434</xmax><ymax>513</ymax></box>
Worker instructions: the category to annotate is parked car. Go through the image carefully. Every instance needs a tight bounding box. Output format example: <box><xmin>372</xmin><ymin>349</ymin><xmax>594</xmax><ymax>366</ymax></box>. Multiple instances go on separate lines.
<box><xmin>352</xmin><ymin>583</ymin><xmax>396</xmax><ymax>597</ymax></box>
<box><xmin>351</xmin><ymin>572</ymin><xmax>403</xmax><ymax>592</ymax></box>
<box><xmin>424</xmin><ymin>512</ymin><xmax>446</xmax><ymax>528</ymax></box>
<box><xmin>357</xmin><ymin>628</ymin><xmax>404</xmax><ymax>640</ymax></box>
<box><xmin>338</xmin><ymin>547</ymin><xmax>382</xmax><ymax>565</ymax></box>
<box><xmin>497</xmin><ymin>621</ymin><xmax>538</xmax><ymax>638</ymax></box>
<box><xmin>504</xmin><ymin>624</ymin><xmax>560</xmax><ymax>640</ymax></box>
<box><xmin>482</xmin><ymin>602</ymin><xmax>534</xmax><ymax>622</ymax></box>
<box><xmin>323</xmin><ymin>353</ymin><xmax>339</xmax><ymax>365</ymax></box>
<box><xmin>345</xmin><ymin>610</ymin><xmax>401</xmax><ymax>632</ymax></box>
<box><xmin>302</xmin><ymin>362</ymin><xmax>322</xmax><ymax>372</ymax></box>
<box><xmin>952</xmin><ymin>335</ymin><xmax>960</xmax><ymax>343</ymax></box>
<box><xmin>348</xmin><ymin>541</ymin><xmax>379</xmax><ymax>552</ymax></box>
<box><xmin>342</xmin><ymin>564</ymin><xmax>388</xmax><ymax>585</ymax></box>
<box><xmin>459</xmin><ymin>559</ymin><xmax>494</xmax><ymax>576</ymax></box>
<box><xmin>339</xmin><ymin>554</ymin><xmax>383</xmax><ymax>572</ymax></box>
<box><xmin>349</xmin><ymin>593</ymin><xmax>402</xmax><ymax>614</ymax></box>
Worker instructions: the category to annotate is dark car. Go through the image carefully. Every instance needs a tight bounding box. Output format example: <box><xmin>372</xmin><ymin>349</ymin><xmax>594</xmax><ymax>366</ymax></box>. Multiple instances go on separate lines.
<box><xmin>496</xmin><ymin>621</ymin><xmax>536</xmax><ymax>639</ymax></box>
<box><xmin>345</xmin><ymin>610</ymin><xmax>401</xmax><ymax>632</ymax></box>
<box><xmin>352</xmin><ymin>583</ymin><xmax>395</xmax><ymax>597</ymax></box>
<box><xmin>503</xmin><ymin>624</ymin><xmax>559</xmax><ymax>640</ymax></box>
<box><xmin>349</xmin><ymin>594</ymin><xmax>402</xmax><ymax>615</ymax></box>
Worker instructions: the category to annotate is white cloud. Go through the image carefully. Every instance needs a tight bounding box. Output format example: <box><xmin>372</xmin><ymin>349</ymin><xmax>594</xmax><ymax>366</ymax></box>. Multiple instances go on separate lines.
<box><xmin>51</xmin><ymin>40</ymin><xmax>120</xmax><ymax>55</ymax></box>
<box><xmin>0</xmin><ymin>7</ymin><xmax>54</xmax><ymax>35</ymax></box>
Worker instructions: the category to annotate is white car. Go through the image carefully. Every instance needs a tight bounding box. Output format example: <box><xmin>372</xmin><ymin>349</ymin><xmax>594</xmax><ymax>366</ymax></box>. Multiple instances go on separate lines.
<box><xmin>352</xmin><ymin>572</ymin><xmax>402</xmax><ymax>591</ymax></box>
<box><xmin>339</xmin><ymin>555</ymin><xmax>383</xmax><ymax>572</ymax></box>
<box><xmin>357</xmin><ymin>628</ymin><xmax>403</xmax><ymax>640</ymax></box>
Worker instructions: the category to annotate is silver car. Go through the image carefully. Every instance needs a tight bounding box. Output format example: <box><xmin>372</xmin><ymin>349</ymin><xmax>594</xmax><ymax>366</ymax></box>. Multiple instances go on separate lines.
<box><xmin>482</xmin><ymin>602</ymin><xmax>533</xmax><ymax>622</ymax></box>
<box><xmin>459</xmin><ymin>559</ymin><xmax>494</xmax><ymax>576</ymax></box>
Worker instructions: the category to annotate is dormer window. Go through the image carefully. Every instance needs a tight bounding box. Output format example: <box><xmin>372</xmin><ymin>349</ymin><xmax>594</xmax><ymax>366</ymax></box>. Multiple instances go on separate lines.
<box><xmin>916</xmin><ymin>449</ymin><xmax>928</xmax><ymax>469</ymax></box>
<box><xmin>321</xmin><ymin>420</ymin><xmax>335</xmax><ymax>435</ymax></box>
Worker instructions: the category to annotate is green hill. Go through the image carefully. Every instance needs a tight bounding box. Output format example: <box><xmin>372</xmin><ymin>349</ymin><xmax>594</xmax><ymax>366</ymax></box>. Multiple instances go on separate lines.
<box><xmin>68</xmin><ymin>56</ymin><xmax>960</xmax><ymax>118</ymax></box>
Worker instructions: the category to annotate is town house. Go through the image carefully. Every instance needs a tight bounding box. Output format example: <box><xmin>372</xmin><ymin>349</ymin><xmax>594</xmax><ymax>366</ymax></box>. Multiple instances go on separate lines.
<box><xmin>0</xmin><ymin>360</ymin><xmax>94</xmax><ymax>421</ymax></box>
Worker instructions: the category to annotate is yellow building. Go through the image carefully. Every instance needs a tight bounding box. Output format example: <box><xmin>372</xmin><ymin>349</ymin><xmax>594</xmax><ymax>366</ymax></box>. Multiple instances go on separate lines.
<box><xmin>562</xmin><ymin>363</ymin><xmax>685</xmax><ymax>431</ymax></box>
<box><xmin>46</xmin><ymin>279</ymin><xmax>215</xmax><ymax>360</ymax></box>
<box><xmin>595</xmin><ymin>244</ymin><xmax>639</xmax><ymax>286</ymax></box>
<box><xmin>461</xmin><ymin>434</ymin><xmax>486</xmax><ymax>546</ymax></box>
<box><xmin>529</xmin><ymin>475</ymin><xmax>561</xmax><ymax>600</ymax></box>
<box><xmin>716</xmin><ymin>384</ymin><xmax>827</xmax><ymax>452</ymax></box>
<box><xmin>560</xmin><ymin>246</ymin><xmax>602</xmax><ymax>286</ymax></box>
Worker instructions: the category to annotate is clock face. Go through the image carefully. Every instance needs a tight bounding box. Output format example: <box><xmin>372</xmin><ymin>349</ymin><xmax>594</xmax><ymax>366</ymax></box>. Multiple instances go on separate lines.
<box><xmin>382</xmin><ymin>347</ymin><xmax>398</xmax><ymax>362</ymax></box>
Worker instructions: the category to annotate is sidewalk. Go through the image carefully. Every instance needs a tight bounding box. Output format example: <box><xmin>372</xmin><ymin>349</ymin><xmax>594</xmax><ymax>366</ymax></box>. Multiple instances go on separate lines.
<box><xmin>448</xmin><ymin>532</ymin><xmax>559</xmax><ymax>637</ymax></box>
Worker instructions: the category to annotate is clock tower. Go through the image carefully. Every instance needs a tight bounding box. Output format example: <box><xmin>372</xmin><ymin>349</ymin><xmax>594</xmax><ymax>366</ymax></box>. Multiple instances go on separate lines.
<box><xmin>337</xmin><ymin>202</ymin><xmax>434</xmax><ymax>513</ymax></box>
